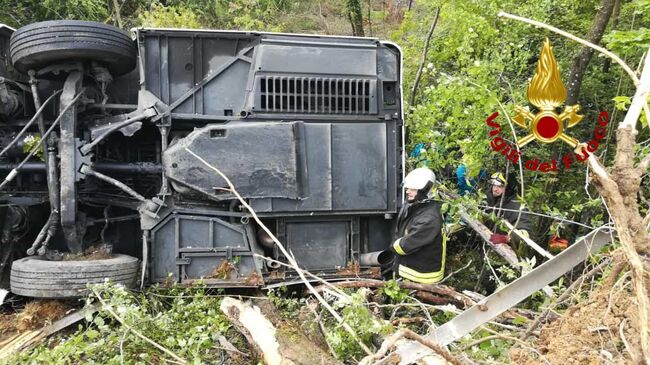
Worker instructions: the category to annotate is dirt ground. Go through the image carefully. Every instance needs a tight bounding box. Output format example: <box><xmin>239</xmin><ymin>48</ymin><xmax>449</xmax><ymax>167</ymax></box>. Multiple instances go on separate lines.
<box><xmin>512</xmin><ymin>271</ymin><xmax>641</xmax><ymax>364</ymax></box>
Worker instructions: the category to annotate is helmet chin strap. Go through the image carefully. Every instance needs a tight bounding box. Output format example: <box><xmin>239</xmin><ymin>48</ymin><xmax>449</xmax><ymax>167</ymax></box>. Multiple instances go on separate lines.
<box><xmin>414</xmin><ymin>191</ymin><xmax>428</xmax><ymax>201</ymax></box>
<box><xmin>413</xmin><ymin>181</ymin><xmax>434</xmax><ymax>201</ymax></box>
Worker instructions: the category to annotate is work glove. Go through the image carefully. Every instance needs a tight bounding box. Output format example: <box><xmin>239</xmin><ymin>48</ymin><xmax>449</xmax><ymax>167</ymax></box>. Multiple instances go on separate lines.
<box><xmin>489</xmin><ymin>233</ymin><xmax>510</xmax><ymax>244</ymax></box>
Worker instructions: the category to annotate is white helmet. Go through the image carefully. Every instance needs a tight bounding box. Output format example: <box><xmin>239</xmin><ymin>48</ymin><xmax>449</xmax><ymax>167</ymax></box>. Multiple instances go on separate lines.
<box><xmin>404</xmin><ymin>167</ymin><xmax>436</xmax><ymax>191</ymax></box>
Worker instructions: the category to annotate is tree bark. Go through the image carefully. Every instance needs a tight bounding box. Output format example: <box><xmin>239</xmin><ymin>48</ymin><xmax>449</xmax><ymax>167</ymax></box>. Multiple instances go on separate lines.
<box><xmin>566</xmin><ymin>0</ymin><xmax>616</xmax><ymax>105</ymax></box>
<box><xmin>367</xmin><ymin>0</ymin><xmax>372</xmax><ymax>37</ymax></box>
<box><xmin>347</xmin><ymin>0</ymin><xmax>365</xmax><ymax>37</ymax></box>
<box><xmin>409</xmin><ymin>7</ymin><xmax>440</xmax><ymax>107</ymax></box>
<box><xmin>602</xmin><ymin>0</ymin><xmax>621</xmax><ymax>74</ymax></box>
<box><xmin>112</xmin><ymin>0</ymin><xmax>123</xmax><ymax>29</ymax></box>
<box><xmin>458</xmin><ymin>212</ymin><xmax>520</xmax><ymax>266</ymax></box>
<box><xmin>220</xmin><ymin>297</ymin><xmax>342</xmax><ymax>365</ymax></box>
<box><xmin>586</xmin><ymin>48</ymin><xmax>650</xmax><ymax>362</ymax></box>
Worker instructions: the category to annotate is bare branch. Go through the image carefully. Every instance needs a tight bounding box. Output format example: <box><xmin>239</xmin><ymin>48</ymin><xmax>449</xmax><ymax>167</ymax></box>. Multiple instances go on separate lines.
<box><xmin>580</xmin><ymin>143</ymin><xmax>612</xmax><ymax>181</ymax></box>
<box><xmin>498</xmin><ymin>12</ymin><xmax>650</xmax><ymax>128</ymax></box>
<box><xmin>620</xmin><ymin>51</ymin><xmax>650</xmax><ymax>131</ymax></box>
<box><xmin>409</xmin><ymin>7</ymin><xmax>440</xmax><ymax>106</ymax></box>
<box><xmin>497</xmin><ymin>11</ymin><xmax>638</xmax><ymax>85</ymax></box>
<box><xmin>360</xmin><ymin>328</ymin><xmax>462</xmax><ymax>365</ymax></box>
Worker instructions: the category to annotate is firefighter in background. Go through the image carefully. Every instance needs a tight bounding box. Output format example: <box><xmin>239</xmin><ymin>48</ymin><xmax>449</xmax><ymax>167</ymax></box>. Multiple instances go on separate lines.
<box><xmin>485</xmin><ymin>172</ymin><xmax>533</xmax><ymax>258</ymax></box>
<box><xmin>389</xmin><ymin>167</ymin><xmax>446</xmax><ymax>284</ymax></box>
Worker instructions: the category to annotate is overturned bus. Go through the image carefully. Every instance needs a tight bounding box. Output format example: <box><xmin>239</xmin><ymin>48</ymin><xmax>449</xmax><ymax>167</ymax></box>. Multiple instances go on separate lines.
<box><xmin>0</xmin><ymin>21</ymin><xmax>404</xmax><ymax>297</ymax></box>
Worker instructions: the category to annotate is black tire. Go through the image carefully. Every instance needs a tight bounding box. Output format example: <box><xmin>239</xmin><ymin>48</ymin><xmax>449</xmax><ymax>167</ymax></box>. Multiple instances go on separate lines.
<box><xmin>10</xmin><ymin>254</ymin><xmax>139</xmax><ymax>298</ymax></box>
<box><xmin>10</xmin><ymin>20</ymin><xmax>136</xmax><ymax>76</ymax></box>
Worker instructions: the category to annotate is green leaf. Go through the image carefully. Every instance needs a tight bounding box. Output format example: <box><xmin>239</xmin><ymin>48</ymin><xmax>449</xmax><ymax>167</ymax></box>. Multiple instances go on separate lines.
<box><xmin>612</xmin><ymin>96</ymin><xmax>631</xmax><ymax>111</ymax></box>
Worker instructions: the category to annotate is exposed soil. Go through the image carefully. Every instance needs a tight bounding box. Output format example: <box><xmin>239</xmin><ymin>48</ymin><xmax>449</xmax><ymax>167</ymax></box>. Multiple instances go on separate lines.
<box><xmin>512</xmin><ymin>271</ymin><xmax>641</xmax><ymax>364</ymax></box>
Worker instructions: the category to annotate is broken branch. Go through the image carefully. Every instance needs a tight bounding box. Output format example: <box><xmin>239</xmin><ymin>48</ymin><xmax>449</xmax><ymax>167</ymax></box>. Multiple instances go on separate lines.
<box><xmin>502</xmin><ymin>220</ymin><xmax>554</xmax><ymax>259</ymax></box>
<box><xmin>458</xmin><ymin>211</ymin><xmax>520</xmax><ymax>266</ymax></box>
<box><xmin>360</xmin><ymin>328</ymin><xmax>461</xmax><ymax>365</ymax></box>
<box><xmin>313</xmin><ymin>279</ymin><xmax>474</xmax><ymax>307</ymax></box>
<box><xmin>497</xmin><ymin>11</ymin><xmax>637</xmax><ymax>85</ymax></box>
<box><xmin>220</xmin><ymin>297</ymin><xmax>293</xmax><ymax>365</ymax></box>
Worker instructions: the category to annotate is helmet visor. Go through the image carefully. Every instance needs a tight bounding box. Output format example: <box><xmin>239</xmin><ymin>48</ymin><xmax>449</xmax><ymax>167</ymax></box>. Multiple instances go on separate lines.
<box><xmin>488</xmin><ymin>178</ymin><xmax>505</xmax><ymax>187</ymax></box>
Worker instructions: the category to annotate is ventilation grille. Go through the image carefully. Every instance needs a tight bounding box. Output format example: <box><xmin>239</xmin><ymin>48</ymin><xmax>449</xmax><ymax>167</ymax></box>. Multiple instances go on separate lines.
<box><xmin>258</xmin><ymin>76</ymin><xmax>372</xmax><ymax>114</ymax></box>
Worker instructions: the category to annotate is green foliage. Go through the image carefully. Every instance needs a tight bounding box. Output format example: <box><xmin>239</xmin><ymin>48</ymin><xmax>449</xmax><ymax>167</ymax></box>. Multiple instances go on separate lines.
<box><xmin>378</xmin><ymin>280</ymin><xmax>410</xmax><ymax>302</ymax></box>
<box><xmin>22</xmin><ymin>134</ymin><xmax>44</xmax><ymax>161</ymax></box>
<box><xmin>0</xmin><ymin>0</ymin><xmax>110</xmax><ymax>27</ymax></box>
<box><xmin>43</xmin><ymin>0</ymin><xmax>109</xmax><ymax>21</ymax></box>
<box><xmin>393</xmin><ymin>0</ymin><xmax>650</xmax><ymax>249</ymax></box>
<box><xmin>139</xmin><ymin>2</ymin><xmax>201</xmax><ymax>29</ymax></box>
<box><xmin>604</xmin><ymin>0</ymin><xmax>650</xmax><ymax>55</ymax></box>
<box><xmin>460</xmin><ymin>329</ymin><xmax>512</xmax><ymax>362</ymax></box>
<box><xmin>326</xmin><ymin>290</ymin><xmax>393</xmax><ymax>360</ymax></box>
<box><xmin>7</xmin><ymin>282</ymin><xmax>234</xmax><ymax>364</ymax></box>
<box><xmin>267</xmin><ymin>286</ymin><xmax>304</xmax><ymax>315</ymax></box>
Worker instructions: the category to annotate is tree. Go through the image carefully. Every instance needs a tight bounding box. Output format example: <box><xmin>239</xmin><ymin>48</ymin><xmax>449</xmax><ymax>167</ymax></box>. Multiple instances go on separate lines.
<box><xmin>565</xmin><ymin>0</ymin><xmax>617</xmax><ymax>105</ymax></box>
<box><xmin>346</xmin><ymin>0</ymin><xmax>365</xmax><ymax>36</ymax></box>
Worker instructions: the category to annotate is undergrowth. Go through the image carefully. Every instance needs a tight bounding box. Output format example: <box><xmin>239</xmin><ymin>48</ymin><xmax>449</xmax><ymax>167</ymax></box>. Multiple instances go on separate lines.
<box><xmin>3</xmin><ymin>258</ymin><xmax>614</xmax><ymax>365</ymax></box>
<box><xmin>3</xmin><ymin>282</ymin><xmax>241</xmax><ymax>365</ymax></box>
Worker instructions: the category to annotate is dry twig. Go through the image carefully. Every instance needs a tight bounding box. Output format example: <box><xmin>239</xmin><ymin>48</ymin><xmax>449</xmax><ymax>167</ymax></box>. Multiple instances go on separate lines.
<box><xmin>359</xmin><ymin>328</ymin><xmax>462</xmax><ymax>365</ymax></box>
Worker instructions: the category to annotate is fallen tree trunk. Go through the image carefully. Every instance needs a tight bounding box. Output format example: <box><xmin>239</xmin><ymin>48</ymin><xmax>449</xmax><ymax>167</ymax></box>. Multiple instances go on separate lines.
<box><xmin>439</xmin><ymin>190</ymin><xmax>520</xmax><ymax>266</ymax></box>
<box><xmin>220</xmin><ymin>297</ymin><xmax>342</xmax><ymax>365</ymax></box>
<box><xmin>459</xmin><ymin>212</ymin><xmax>519</xmax><ymax>266</ymax></box>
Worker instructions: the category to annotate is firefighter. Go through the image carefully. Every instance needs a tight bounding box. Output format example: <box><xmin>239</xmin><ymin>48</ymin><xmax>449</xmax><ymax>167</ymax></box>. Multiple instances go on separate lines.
<box><xmin>389</xmin><ymin>167</ymin><xmax>446</xmax><ymax>284</ymax></box>
<box><xmin>486</xmin><ymin>172</ymin><xmax>532</xmax><ymax>257</ymax></box>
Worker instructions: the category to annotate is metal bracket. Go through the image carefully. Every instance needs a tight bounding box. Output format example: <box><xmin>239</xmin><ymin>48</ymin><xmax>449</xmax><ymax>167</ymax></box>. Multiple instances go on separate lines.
<box><xmin>176</xmin><ymin>257</ymin><xmax>191</xmax><ymax>265</ymax></box>
<box><xmin>59</xmin><ymin>71</ymin><xmax>84</xmax><ymax>253</ymax></box>
<box><xmin>396</xmin><ymin>227</ymin><xmax>615</xmax><ymax>364</ymax></box>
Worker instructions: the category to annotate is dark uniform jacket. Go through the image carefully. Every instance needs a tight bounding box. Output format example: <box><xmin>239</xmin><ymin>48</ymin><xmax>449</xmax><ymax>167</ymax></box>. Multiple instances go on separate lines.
<box><xmin>485</xmin><ymin>185</ymin><xmax>533</xmax><ymax>257</ymax></box>
<box><xmin>390</xmin><ymin>199</ymin><xmax>445</xmax><ymax>284</ymax></box>
<box><xmin>485</xmin><ymin>189</ymin><xmax>532</xmax><ymax>235</ymax></box>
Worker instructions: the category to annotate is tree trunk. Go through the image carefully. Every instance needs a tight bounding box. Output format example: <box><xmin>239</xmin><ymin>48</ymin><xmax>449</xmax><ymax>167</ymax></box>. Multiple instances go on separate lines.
<box><xmin>347</xmin><ymin>0</ymin><xmax>365</xmax><ymax>37</ymax></box>
<box><xmin>220</xmin><ymin>297</ymin><xmax>342</xmax><ymax>365</ymax></box>
<box><xmin>409</xmin><ymin>8</ymin><xmax>440</xmax><ymax>107</ymax></box>
<box><xmin>587</xmin><ymin>47</ymin><xmax>650</xmax><ymax>362</ymax></box>
<box><xmin>566</xmin><ymin>0</ymin><xmax>616</xmax><ymax>105</ymax></box>
<box><xmin>602</xmin><ymin>0</ymin><xmax>621</xmax><ymax>74</ymax></box>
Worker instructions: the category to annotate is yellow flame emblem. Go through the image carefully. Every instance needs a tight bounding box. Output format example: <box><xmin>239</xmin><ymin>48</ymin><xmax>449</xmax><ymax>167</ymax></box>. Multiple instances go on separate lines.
<box><xmin>513</xmin><ymin>38</ymin><xmax>583</xmax><ymax>147</ymax></box>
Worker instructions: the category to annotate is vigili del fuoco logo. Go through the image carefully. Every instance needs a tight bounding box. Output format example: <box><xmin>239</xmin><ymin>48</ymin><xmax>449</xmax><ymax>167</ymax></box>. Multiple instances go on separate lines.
<box><xmin>486</xmin><ymin>38</ymin><xmax>609</xmax><ymax>173</ymax></box>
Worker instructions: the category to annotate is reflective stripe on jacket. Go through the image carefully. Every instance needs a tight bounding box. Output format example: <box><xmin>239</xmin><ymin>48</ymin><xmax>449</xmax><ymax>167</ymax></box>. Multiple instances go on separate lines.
<box><xmin>392</xmin><ymin>199</ymin><xmax>445</xmax><ymax>284</ymax></box>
